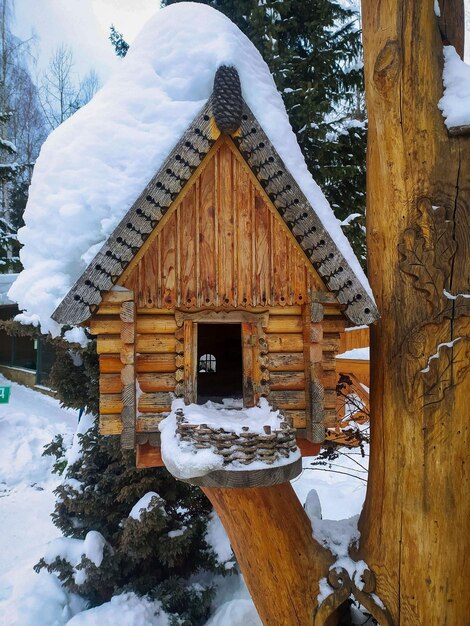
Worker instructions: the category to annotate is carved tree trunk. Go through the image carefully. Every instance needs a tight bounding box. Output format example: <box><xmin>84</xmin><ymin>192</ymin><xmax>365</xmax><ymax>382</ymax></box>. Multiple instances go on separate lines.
<box><xmin>203</xmin><ymin>483</ymin><xmax>333</xmax><ymax>625</ymax></box>
<box><xmin>358</xmin><ymin>1</ymin><xmax>470</xmax><ymax>624</ymax></box>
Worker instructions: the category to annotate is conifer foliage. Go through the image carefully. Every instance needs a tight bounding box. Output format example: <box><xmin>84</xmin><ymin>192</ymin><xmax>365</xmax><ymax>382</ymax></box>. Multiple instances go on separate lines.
<box><xmin>37</xmin><ymin>338</ymin><xmax>225</xmax><ymax>625</ymax></box>
<box><xmin>109</xmin><ymin>26</ymin><xmax>130</xmax><ymax>58</ymax></box>
<box><xmin>0</xmin><ymin>0</ymin><xmax>47</xmax><ymax>271</ymax></box>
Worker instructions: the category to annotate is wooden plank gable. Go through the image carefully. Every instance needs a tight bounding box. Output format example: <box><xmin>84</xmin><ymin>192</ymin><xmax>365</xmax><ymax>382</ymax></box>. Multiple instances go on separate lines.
<box><xmin>122</xmin><ymin>138</ymin><xmax>326</xmax><ymax>309</ymax></box>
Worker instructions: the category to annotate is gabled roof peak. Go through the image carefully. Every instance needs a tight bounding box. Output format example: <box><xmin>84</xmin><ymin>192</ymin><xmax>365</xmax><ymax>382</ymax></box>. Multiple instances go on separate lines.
<box><xmin>52</xmin><ymin>75</ymin><xmax>378</xmax><ymax>327</ymax></box>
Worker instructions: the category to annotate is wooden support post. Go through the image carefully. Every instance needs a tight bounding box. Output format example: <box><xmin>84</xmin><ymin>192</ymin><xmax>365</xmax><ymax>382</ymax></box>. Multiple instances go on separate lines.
<box><xmin>359</xmin><ymin>0</ymin><xmax>470</xmax><ymax>623</ymax></box>
<box><xmin>303</xmin><ymin>299</ymin><xmax>325</xmax><ymax>442</ymax></box>
<box><xmin>203</xmin><ymin>482</ymin><xmax>333</xmax><ymax>626</ymax></box>
<box><xmin>120</xmin><ymin>297</ymin><xmax>136</xmax><ymax>449</ymax></box>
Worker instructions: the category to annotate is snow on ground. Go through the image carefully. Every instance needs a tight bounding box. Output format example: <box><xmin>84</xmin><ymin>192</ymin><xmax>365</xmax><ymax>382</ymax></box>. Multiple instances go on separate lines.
<box><xmin>0</xmin><ymin>374</ymin><xmax>85</xmax><ymax>626</ymax></box>
<box><xmin>66</xmin><ymin>593</ymin><xmax>170</xmax><ymax>626</ymax></box>
<box><xmin>11</xmin><ymin>2</ymin><xmax>372</xmax><ymax>338</ymax></box>
<box><xmin>0</xmin><ymin>376</ymin><xmax>368</xmax><ymax>625</ymax></box>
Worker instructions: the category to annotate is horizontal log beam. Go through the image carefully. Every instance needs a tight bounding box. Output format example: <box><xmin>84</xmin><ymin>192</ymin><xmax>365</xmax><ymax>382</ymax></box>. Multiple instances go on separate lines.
<box><xmin>266</xmin><ymin>333</ymin><xmax>304</xmax><ymax>353</ymax></box>
<box><xmin>268</xmin><ymin>352</ymin><xmax>305</xmax><ymax>371</ymax></box>
<box><xmin>266</xmin><ymin>315</ymin><xmax>303</xmax><ymax>334</ymax></box>
<box><xmin>136</xmin><ymin>414</ymin><xmax>166</xmax><ymax>432</ymax></box>
<box><xmin>137</xmin><ymin>372</ymin><xmax>177</xmax><ymax>393</ymax></box>
<box><xmin>99</xmin><ymin>355</ymin><xmax>122</xmax><ymax>373</ymax></box>
<box><xmin>90</xmin><ymin>317</ymin><xmax>121</xmax><ymax>335</ymax></box>
<box><xmin>138</xmin><ymin>392</ymin><xmax>172</xmax><ymax>413</ymax></box>
<box><xmin>270</xmin><ymin>371</ymin><xmax>306</xmax><ymax>391</ymax></box>
<box><xmin>136</xmin><ymin>335</ymin><xmax>177</xmax><ymax>354</ymax></box>
<box><xmin>99</xmin><ymin>393</ymin><xmax>123</xmax><ymax>415</ymax></box>
<box><xmin>99</xmin><ymin>414</ymin><xmax>122</xmax><ymax>435</ymax></box>
<box><xmin>99</xmin><ymin>373</ymin><xmax>123</xmax><ymax>394</ymax></box>
<box><xmin>136</xmin><ymin>315</ymin><xmax>177</xmax><ymax>334</ymax></box>
<box><xmin>269</xmin><ymin>390</ymin><xmax>306</xmax><ymax>411</ymax></box>
<box><xmin>136</xmin><ymin>354</ymin><xmax>177</xmax><ymax>373</ymax></box>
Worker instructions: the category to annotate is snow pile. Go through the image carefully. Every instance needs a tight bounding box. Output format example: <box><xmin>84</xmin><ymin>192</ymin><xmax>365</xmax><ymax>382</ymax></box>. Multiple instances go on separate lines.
<box><xmin>44</xmin><ymin>531</ymin><xmax>107</xmax><ymax>585</ymax></box>
<box><xmin>204</xmin><ymin>573</ymin><xmax>261</xmax><ymax>626</ymax></box>
<box><xmin>309</xmin><ymin>508</ymin><xmax>360</xmax><ymax>559</ymax></box>
<box><xmin>0</xmin><ymin>379</ymin><xmax>75</xmax><ymax>488</ymax></box>
<box><xmin>205</xmin><ymin>598</ymin><xmax>262</xmax><ymax>626</ymax></box>
<box><xmin>129</xmin><ymin>491</ymin><xmax>165</xmax><ymax>520</ymax></box>
<box><xmin>159</xmin><ymin>398</ymin><xmax>300</xmax><ymax>480</ymax></box>
<box><xmin>304</xmin><ymin>488</ymin><xmax>322</xmax><ymax>521</ymax></box>
<box><xmin>65</xmin><ymin>412</ymin><xmax>95</xmax><ymax>466</ymax></box>
<box><xmin>10</xmin><ymin>1</ymin><xmax>372</xmax><ymax>336</ymax></box>
<box><xmin>439</xmin><ymin>46</ymin><xmax>470</xmax><ymax>129</ymax></box>
<box><xmin>66</xmin><ymin>592</ymin><xmax>170</xmax><ymax>626</ymax></box>
<box><xmin>305</xmin><ymin>487</ymin><xmax>371</xmax><ymax>604</ymax></box>
<box><xmin>1</xmin><ymin>568</ymin><xmax>86</xmax><ymax>626</ymax></box>
<box><xmin>0</xmin><ymin>375</ymin><xmax>85</xmax><ymax>626</ymax></box>
<box><xmin>205</xmin><ymin>511</ymin><xmax>235</xmax><ymax>568</ymax></box>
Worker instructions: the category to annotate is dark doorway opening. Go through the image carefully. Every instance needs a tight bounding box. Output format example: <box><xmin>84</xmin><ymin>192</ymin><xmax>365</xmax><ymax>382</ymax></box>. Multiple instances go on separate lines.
<box><xmin>197</xmin><ymin>323</ymin><xmax>243</xmax><ymax>403</ymax></box>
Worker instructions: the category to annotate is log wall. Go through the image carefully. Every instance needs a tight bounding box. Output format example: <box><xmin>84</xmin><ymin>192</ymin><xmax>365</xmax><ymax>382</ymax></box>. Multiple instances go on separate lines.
<box><xmin>265</xmin><ymin>306</ymin><xmax>307</xmax><ymax>429</ymax></box>
<box><xmin>94</xmin><ymin>306</ymin><xmax>179</xmax><ymax>436</ymax></box>
<box><xmin>93</xmin><ymin>301</ymin><xmax>345</xmax><ymax>440</ymax></box>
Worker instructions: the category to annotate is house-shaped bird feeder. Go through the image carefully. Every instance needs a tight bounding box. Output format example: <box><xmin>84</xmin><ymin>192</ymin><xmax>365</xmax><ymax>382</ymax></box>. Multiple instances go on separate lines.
<box><xmin>53</xmin><ymin>66</ymin><xmax>379</xmax><ymax>488</ymax></box>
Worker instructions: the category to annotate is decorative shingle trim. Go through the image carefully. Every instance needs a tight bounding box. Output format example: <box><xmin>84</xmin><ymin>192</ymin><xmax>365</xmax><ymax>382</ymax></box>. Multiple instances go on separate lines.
<box><xmin>233</xmin><ymin>102</ymin><xmax>379</xmax><ymax>325</ymax></box>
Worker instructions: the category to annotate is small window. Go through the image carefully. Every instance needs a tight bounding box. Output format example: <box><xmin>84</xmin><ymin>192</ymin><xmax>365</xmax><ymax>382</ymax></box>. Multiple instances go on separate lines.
<box><xmin>199</xmin><ymin>353</ymin><xmax>216</xmax><ymax>373</ymax></box>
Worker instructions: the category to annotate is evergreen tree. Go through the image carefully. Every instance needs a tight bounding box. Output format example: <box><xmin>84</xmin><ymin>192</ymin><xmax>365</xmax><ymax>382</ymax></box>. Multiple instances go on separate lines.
<box><xmin>0</xmin><ymin>0</ymin><xmax>47</xmax><ymax>272</ymax></box>
<box><xmin>37</xmin><ymin>338</ymin><xmax>228</xmax><ymax>624</ymax></box>
<box><xmin>109</xmin><ymin>26</ymin><xmax>129</xmax><ymax>58</ymax></box>
<box><xmin>0</xmin><ymin>110</ymin><xmax>18</xmax><ymax>270</ymax></box>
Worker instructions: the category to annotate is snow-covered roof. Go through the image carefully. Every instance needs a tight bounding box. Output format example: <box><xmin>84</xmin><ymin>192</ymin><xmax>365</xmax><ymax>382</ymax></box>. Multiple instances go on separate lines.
<box><xmin>10</xmin><ymin>2</ymin><xmax>377</xmax><ymax>335</ymax></box>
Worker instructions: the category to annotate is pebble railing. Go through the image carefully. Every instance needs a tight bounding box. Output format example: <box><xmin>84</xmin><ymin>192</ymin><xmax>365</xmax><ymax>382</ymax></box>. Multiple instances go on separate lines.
<box><xmin>175</xmin><ymin>408</ymin><xmax>298</xmax><ymax>465</ymax></box>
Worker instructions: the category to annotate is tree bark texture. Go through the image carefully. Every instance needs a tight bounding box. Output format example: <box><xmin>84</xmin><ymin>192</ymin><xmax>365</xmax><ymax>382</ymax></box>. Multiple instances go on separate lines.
<box><xmin>203</xmin><ymin>483</ymin><xmax>333</xmax><ymax>625</ymax></box>
<box><xmin>359</xmin><ymin>1</ymin><xmax>469</xmax><ymax>624</ymax></box>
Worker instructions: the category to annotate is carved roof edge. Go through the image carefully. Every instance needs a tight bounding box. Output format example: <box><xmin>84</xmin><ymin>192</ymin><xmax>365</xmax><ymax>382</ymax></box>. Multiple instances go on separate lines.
<box><xmin>52</xmin><ymin>98</ymin><xmax>217</xmax><ymax>325</ymax></box>
<box><xmin>233</xmin><ymin>101</ymin><xmax>379</xmax><ymax>325</ymax></box>
<box><xmin>53</xmin><ymin>67</ymin><xmax>379</xmax><ymax>327</ymax></box>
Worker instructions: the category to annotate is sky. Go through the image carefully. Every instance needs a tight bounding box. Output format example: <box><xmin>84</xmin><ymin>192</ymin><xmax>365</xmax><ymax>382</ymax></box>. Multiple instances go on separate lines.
<box><xmin>92</xmin><ymin>0</ymin><xmax>159</xmax><ymax>42</ymax></box>
<box><xmin>11</xmin><ymin>0</ymin><xmax>160</xmax><ymax>83</ymax></box>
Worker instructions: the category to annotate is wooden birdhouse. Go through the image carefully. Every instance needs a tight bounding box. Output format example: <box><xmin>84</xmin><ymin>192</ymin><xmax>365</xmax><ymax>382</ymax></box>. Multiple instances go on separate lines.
<box><xmin>53</xmin><ymin>66</ymin><xmax>378</xmax><ymax>487</ymax></box>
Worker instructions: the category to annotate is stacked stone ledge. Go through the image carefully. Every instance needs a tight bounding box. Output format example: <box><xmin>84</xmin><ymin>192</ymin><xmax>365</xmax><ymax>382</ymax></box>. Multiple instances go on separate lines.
<box><xmin>175</xmin><ymin>409</ymin><xmax>297</xmax><ymax>466</ymax></box>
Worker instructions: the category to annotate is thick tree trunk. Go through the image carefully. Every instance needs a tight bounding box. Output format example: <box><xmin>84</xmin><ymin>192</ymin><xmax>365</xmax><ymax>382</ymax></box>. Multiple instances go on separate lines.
<box><xmin>359</xmin><ymin>1</ymin><xmax>470</xmax><ymax>624</ymax></box>
<box><xmin>203</xmin><ymin>483</ymin><xmax>333</xmax><ymax>625</ymax></box>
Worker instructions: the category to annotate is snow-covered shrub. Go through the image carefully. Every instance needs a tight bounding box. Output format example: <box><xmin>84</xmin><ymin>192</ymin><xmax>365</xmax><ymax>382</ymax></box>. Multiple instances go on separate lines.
<box><xmin>36</xmin><ymin>341</ymin><xmax>233</xmax><ymax>625</ymax></box>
